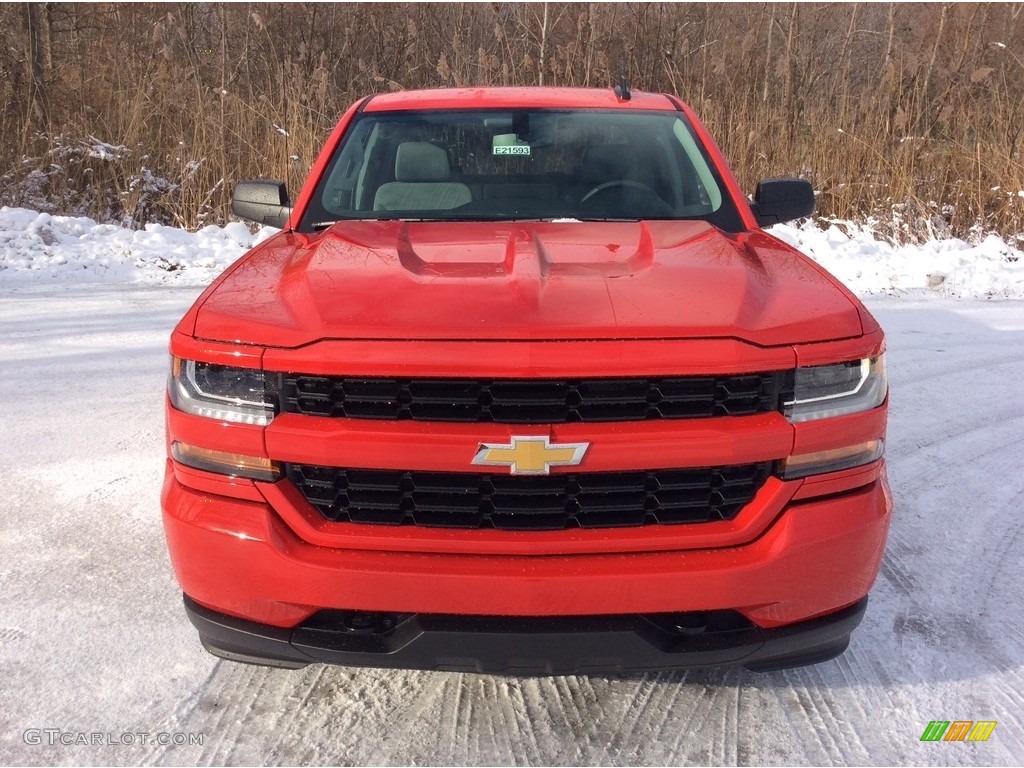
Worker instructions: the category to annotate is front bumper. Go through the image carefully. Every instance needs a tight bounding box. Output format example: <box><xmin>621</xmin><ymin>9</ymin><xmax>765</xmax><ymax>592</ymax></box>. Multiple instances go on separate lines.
<box><xmin>186</xmin><ymin>593</ymin><xmax>867</xmax><ymax>674</ymax></box>
<box><xmin>163</xmin><ymin>460</ymin><xmax>890</xmax><ymax>658</ymax></box>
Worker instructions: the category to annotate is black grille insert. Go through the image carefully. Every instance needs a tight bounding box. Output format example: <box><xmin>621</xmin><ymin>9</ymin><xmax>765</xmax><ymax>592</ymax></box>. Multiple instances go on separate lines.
<box><xmin>285</xmin><ymin>463</ymin><xmax>772</xmax><ymax>530</ymax></box>
<box><xmin>280</xmin><ymin>373</ymin><xmax>790</xmax><ymax>423</ymax></box>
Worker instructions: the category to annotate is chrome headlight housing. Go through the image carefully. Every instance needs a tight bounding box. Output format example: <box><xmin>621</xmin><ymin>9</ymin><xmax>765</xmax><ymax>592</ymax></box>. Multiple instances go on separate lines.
<box><xmin>784</xmin><ymin>354</ymin><xmax>887</xmax><ymax>423</ymax></box>
<box><xmin>169</xmin><ymin>357</ymin><xmax>274</xmax><ymax>426</ymax></box>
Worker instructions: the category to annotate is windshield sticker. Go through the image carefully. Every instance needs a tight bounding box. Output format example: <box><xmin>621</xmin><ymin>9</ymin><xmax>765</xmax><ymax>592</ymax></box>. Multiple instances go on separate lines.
<box><xmin>493</xmin><ymin>145</ymin><xmax>531</xmax><ymax>156</ymax></box>
<box><xmin>492</xmin><ymin>133</ymin><xmax>531</xmax><ymax>156</ymax></box>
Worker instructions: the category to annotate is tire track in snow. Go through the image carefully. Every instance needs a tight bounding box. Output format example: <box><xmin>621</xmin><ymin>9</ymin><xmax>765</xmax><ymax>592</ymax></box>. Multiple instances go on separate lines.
<box><xmin>431</xmin><ymin>673</ymin><xmax>482</xmax><ymax>765</ymax></box>
<box><xmin>700</xmin><ymin>674</ymin><xmax>741</xmax><ymax>766</ymax></box>
<box><xmin>530</xmin><ymin>676</ymin><xmax>595</xmax><ymax>763</ymax></box>
<box><xmin>445</xmin><ymin>674</ymin><xmax>472</xmax><ymax>760</ymax></box>
<box><xmin>85</xmin><ymin>475</ymin><xmax>129</xmax><ymax>504</ymax></box>
<box><xmin>892</xmin><ymin>349</ymin><xmax>1024</xmax><ymax>387</ymax></box>
<box><xmin>880</xmin><ymin>547</ymin><xmax>919</xmax><ymax>597</ymax></box>
<box><xmin>644</xmin><ymin>673</ymin><xmax>738</xmax><ymax>765</ymax></box>
<box><xmin>143</xmin><ymin>660</ymin><xmax>225</xmax><ymax>766</ymax></box>
<box><xmin>504</xmin><ymin>678</ymin><xmax>545</xmax><ymax>766</ymax></box>
<box><xmin>396</xmin><ymin>673</ymin><xmax>545</xmax><ymax>766</ymax></box>
<box><xmin>340</xmin><ymin>669</ymin><xmax>549</xmax><ymax>766</ymax></box>
<box><xmin>343</xmin><ymin>669</ymin><xmax>451</xmax><ymax>765</ymax></box>
<box><xmin>286</xmin><ymin>667</ymin><xmax>435</xmax><ymax>765</ymax></box>
<box><xmin>493</xmin><ymin>677</ymin><xmax>536</xmax><ymax>766</ymax></box>
<box><xmin>148</xmin><ymin>656</ymin><xmax>222</xmax><ymax>731</ymax></box>
<box><xmin>0</xmin><ymin>627</ymin><xmax>26</xmax><ymax>644</ymax></box>
<box><xmin>604</xmin><ymin>675</ymin><xmax>669</xmax><ymax>761</ymax></box>
<box><xmin>529</xmin><ymin>673</ymin><xmax>602</xmax><ymax>763</ymax></box>
<box><xmin>794</xmin><ymin>680</ymin><xmax>858</xmax><ymax>764</ymax></box>
<box><xmin>802</xmin><ymin>664</ymin><xmax>876</xmax><ymax>765</ymax></box>
<box><xmin>584</xmin><ymin>672</ymin><xmax>740</xmax><ymax>765</ymax></box>
<box><xmin>977</xmin><ymin>485</ymin><xmax>1024</xmax><ymax>616</ymax></box>
<box><xmin>744</xmin><ymin>670</ymin><xmax>852</xmax><ymax>765</ymax></box>
<box><xmin>493</xmin><ymin>679</ymin><xmax>540</xmax><ymax>765</ymax></box>
<box><xmin>380</xmin><ymin>670</ymin><xmax>747</xmax><ymax>765</ymax></box>
<box><xmin>193</xmin><ymin>665</ymin><xmax>289</xmax><ymax>765</ymax></box>
<box><xmin>739</xmin><ymin>655</ymin><xmax>923</xmax><ymax>766</ymax></box>
<box><xmin>889</xmin><ymin>406</ymin><xmax>1024</xmax><ymax>467</ymax></box>
<box><xmin>147</xmin><ymin>663</ymin><xmax>431</xmax><ymax>765</ymax></box>
<box><xmin>601</xmin><ymin>674</ymin><xmax>677</xmax><ymax>763</ymax></box>
<box><xmin>894</xmin><ymin>416</ymin><xmax>1024</xmax><ymax>621</ymax></box>
<box><xmin>829</xmin><ymin>644</ymin><xmax>921</xmax><ymax>759</ymax></box>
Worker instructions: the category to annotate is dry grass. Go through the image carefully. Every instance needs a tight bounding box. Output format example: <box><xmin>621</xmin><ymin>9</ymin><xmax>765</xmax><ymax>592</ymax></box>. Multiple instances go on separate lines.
<box><xmin>1</xmin><ymin>2</ymin><xmax>1022</xmax><ymax>242</ymax></box>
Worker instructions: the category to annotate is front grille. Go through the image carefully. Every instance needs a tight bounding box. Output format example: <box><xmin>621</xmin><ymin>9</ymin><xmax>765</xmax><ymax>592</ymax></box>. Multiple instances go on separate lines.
<box><xmin>279</xmin><ymin>372</ymin><xmax>790</xmax><ymax>423</ymax></box>
<box><xmin>285</xmin><ymin>463</ymin><xmax>773</xmax><ymax>531</ymax></box>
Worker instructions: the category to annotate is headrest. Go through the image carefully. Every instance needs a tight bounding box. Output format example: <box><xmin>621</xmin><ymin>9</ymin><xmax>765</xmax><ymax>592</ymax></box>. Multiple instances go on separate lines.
<box><xmin>395</xmin><ymin>142</ymin><xmax>451</xmax><ymax>182</ymax></box>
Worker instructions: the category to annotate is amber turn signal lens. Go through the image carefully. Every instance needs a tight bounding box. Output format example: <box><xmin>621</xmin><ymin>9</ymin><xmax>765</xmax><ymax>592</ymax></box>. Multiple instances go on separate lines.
<box><xmin>780</xmin><ymin>439</ymin><xmax>884</xmax><ymax>480</ymax></box>
<box><xmin>171</xmin><ymin>442</ymin><xmax>281</xmax><ymax>481</ymax></box>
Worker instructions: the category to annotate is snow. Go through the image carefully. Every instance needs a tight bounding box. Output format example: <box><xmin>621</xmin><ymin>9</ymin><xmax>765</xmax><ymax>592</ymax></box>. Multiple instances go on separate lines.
<box><xmin>84</xmin><ymin>137</ymin><xmax>130</xmax><ymax>163</ymax></box>
<box><xmin>2</xmin><ymin>205</ymin><xmax>1024</xmax><ymax>299</ymax></box>
<box><xmin>770</xmin><ymin>220</ymin><xmax>1024</xmax><ymax>299</ymax></box>
<box><xmin>0</xmin><ymin>207</ymin><xmax>276</xmax><ymax>286</ymax></box>
<box><xmin>1</xmin><ymin>209</ymin><xmax>1023</xmax><ymax>765</ymax></box>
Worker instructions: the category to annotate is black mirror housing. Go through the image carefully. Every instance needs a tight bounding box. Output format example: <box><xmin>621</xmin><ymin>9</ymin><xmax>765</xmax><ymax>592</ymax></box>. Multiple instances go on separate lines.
<box><xmin>750</xmin><ymin>178</ymin><xmax>815</xmax><ymax>228</ymax></box>
<box><xmin>232</xmin><ymin>180</ymin><xmax>292</xmax><ymax>228</ymax></box>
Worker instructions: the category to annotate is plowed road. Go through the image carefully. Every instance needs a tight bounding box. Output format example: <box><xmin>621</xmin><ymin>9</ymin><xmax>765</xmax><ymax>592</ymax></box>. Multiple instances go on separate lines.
<box><xmin>1</xmin><ymin>286</ymin><xmax>1021</xmax><ymax>765</ymax></box>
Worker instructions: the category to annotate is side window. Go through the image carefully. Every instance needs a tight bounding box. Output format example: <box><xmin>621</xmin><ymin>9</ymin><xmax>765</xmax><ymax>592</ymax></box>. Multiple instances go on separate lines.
<box><xmin>321</xmin><ymin>121</ymin><xmax>376</xmax><ymax>213</ymax></box>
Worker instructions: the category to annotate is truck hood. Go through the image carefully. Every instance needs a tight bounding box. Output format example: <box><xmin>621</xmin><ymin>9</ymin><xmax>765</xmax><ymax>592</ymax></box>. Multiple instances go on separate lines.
<box><xmin>193</xmin><ymin>220</ymin><xmax>863</xmax><ymax>347</ymax></box>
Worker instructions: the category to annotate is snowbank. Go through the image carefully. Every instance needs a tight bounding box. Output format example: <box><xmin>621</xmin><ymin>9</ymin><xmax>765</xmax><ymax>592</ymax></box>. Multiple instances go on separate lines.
<box><xmin>2</xmin><ymin>205</ymin><xmax>1023</xmax><ymax>298</ymax></box>
<box><xmin>771</xmin><ymin>219</ymin><xmax>1024</xmax><ymax>299</ymax></box>
<box><xmin>0</xmin><ymin>206</ymin><xmax>276</xmax><ymax>287</ymax></box>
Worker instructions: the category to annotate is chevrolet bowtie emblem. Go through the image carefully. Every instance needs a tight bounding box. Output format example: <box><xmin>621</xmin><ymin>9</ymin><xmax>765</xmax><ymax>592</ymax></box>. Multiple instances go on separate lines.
<box><xmin>472</xmin><ymin>436</ymin><xmax>589</xmax><ymax>475</ymax></box>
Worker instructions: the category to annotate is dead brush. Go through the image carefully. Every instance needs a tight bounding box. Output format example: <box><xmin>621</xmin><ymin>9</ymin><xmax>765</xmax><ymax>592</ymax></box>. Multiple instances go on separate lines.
<box><xmin>0</xmin><ymin>3</ymin><xmax>1022</xmax><ymax>241</ymax></box>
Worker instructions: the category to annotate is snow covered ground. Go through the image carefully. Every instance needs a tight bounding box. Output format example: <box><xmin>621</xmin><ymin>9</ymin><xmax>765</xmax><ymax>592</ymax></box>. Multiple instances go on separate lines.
<box><xmin>1</xmin><ymin>208</ymin><xmax>1023</xmax><ymax>765</ymax></box>
<box><xmin>2</xmin><ymin>205</ymin><xmax>1023</xmax><ymax>299</ymax></box>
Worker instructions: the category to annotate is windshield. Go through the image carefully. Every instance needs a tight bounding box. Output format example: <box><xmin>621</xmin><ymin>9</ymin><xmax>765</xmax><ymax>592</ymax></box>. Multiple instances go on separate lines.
<box><xmin>300</xmin><ymin>109</ymin><xmax>744</xmax><ymax>231</ymax></box>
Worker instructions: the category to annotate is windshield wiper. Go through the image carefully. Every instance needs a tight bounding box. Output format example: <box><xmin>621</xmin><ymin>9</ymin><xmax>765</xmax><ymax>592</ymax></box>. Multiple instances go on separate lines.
<box><xmin>312</xmin><ymin>215</ymin><xmax>578</xmax><ymax>228</ymax></box>
<box><xmin>311</xmin><ymin>216</ymin><xmax>413</xmax><ymax>229</ymax></box>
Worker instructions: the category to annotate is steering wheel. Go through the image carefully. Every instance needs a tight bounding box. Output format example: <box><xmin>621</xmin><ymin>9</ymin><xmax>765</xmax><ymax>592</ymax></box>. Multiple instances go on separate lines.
<box><xmin>580</xmin><ymin>179</ymin><xmax>658</xmax><ymax>204</ymax></box>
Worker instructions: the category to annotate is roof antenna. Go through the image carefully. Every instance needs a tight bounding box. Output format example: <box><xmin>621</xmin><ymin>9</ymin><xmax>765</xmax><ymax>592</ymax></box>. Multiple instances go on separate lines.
<box><xmin>614</xmin><ymin>74</ymin><xmax>631</xmax><ymax>102</ymax></box>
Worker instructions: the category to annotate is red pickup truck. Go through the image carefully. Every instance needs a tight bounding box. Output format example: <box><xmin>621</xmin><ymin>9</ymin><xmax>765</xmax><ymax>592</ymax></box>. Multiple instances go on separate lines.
<box><xmin>162</xmin><ymin>87</ymin><xmax>890</xmax><ymax>673</ymax></box>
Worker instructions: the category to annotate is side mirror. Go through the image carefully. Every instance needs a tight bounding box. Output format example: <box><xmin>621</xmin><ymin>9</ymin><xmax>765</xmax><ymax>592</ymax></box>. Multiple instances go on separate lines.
<box><xmin>750</xmin><ymin>178</ymin><xmax>814</xmax><ymax>228</ymax></box>
<box><xmin>231</xmin><ymin>180</ymin><xmax>292</xmax><ymax>228</ymax></box>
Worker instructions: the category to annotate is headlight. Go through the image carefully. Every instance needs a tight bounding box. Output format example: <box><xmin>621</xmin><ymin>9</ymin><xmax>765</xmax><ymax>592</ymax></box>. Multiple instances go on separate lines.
<box><xmin>784</xmin><ymin>354</ymin><xmax>886</xmax><ymax>422</ymax></box>
<box><xmin>168</xmin><ymin>357</ymin><xmax>274</xmax><ymax>425</ymax></box>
